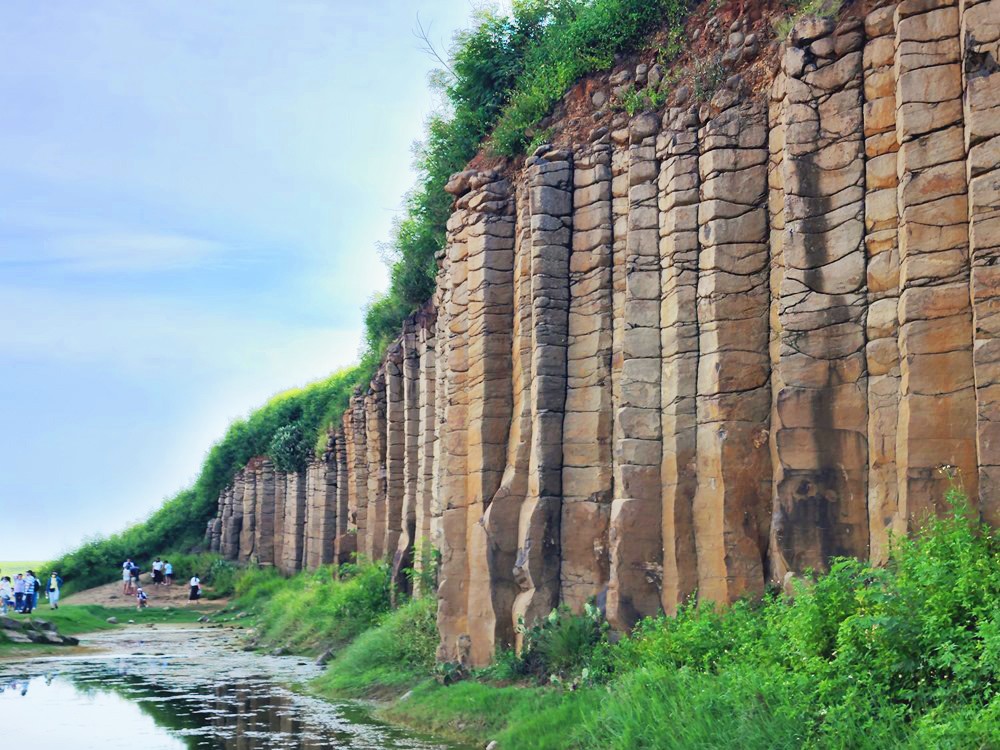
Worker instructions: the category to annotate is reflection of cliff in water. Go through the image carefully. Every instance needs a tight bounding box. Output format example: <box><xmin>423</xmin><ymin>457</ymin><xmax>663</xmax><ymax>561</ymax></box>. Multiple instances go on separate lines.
<box><xmin>0</xmin><ymin>628</ymin><xmax>462</xmax><ymax>750</ymax></box>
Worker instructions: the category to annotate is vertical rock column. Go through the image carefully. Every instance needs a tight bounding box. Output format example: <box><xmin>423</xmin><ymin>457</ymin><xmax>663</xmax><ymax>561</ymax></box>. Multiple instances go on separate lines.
<box><xmin>364</xmin><ymin>374</ymin><xmax>387</xmax><ymax>560</ymax></box>
<box><xmin>393</xmin><ymin>321</ymin><xmax>422</xmax><ymax>590</ymax></box>
<box><xmin>238</xmin><ymin>466</ymin><xmax>257</xmax><ymax>563</ymax></box>
<box><xmin>771</xmin><ymin>17</ymin><xmax>870</xmax><ymax>577</ymax></box>
<box><xmin>476</xmin><ymin>184</ymin><xmax>533</xmax><ymax>648</ymax></box>
<box><xmin>864</xmin><ymin>3</ymin><xmax>903</xmax><ymax>563</ymax></box>
<box><xmin>607</xmin><ymin>114</ymin><xmax>663</xmax><ymax>630</ymax></box>
<box><xmin>895</xmin><ymin>0</ymin><xmax>978</xmax><ymax>521</ymax></box>
<box><xmin>413</xmin><ymin>312</ymin><xmax>437</xmax><ymax>590</ymax></box>
<box><xmin>334</xmin><ymin>429</ymin><xmax>355</xmax><ymax>564</ymax></box>
<box><xmin>281</xmin><ymin>470</ymin><xmax>306</xmax><ymax>572</ymax></box>
<box><xmin>561</xmin><ymin>139</ymin><xmax>614</xmax><ymax>611</ymax></box>
<box><xmin>435</xmin><ymin>188</ymin><xmax>471</xmax><ymax>663</ymax></box>
<box><xmin>964</xmin><ymin>0</ymin><xmax>1000</xmax><ymax>526</ymax></box>
<box><xmin>465</xmin><ymin>172</ymin><xmax>516</xmax><ymax>665</ymax></box>
<box><xmin>694</xmin><ymin>95</ymin><xmax>772</xmax><ymax>604</ymax></box>
<box><xmin>384</xmin><ymin>346</ymin><xmax>406</xmax><ymax>565</ymax></box>
<box><xmin>512</xmin><ymin>148</ymin><xmax>571</xmax><ymax>641</ymax></box>
<box><xmin>254</xmin><ymin>458</ymin><xmax>276</xmax><ymax>566</ymax></box>
<box><xmin>346</xmin><ymin>394</ymin><xmax>368</xmax><ymax>552</ymax></box>
<box><xmin>273</xmin><ymin>465</ymin><xmax>287</xmax><ymax>571</ymax></box>
<box><xmin>658</xmin><ymin>105</ymin><xmax>702</xmax><ymax>613</ymax></box>
<box><xmin>768</xmin><ymin>71</ymin><xmax>789</xmax><ymax>576</ymax></box>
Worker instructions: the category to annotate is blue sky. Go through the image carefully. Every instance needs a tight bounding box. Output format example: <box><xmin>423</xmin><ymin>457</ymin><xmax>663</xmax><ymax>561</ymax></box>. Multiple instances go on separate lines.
<box><xmin>0</xmin><ymin>1</ymin><xmax>477</xmax><ymax>560</ymax></box>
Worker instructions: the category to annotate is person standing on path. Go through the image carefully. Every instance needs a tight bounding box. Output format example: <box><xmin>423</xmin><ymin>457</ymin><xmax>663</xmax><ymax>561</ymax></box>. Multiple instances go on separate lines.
<box><xmin>130</xmin><ymin>561</ymin><xmax>140</xmax><ymax>591</ymax></box>
<box><xmin>122</xmin><ymin>559</ymin><xmax>134</xmax><ymax>595</ymax></box>
<box><xmin>22</xmin><ymin>571</ymin><xmax>35</xmax><ymax>614</ymax></box>
<box><xmin>151</xmin><ymin>558</ymin><xmax>163</xmax><ymax>585</ymax></box>
<box><xmin>163</xmin><ymin>560</ymin><xmax>173</xmax><ymax>585</ymax></box>
<box><xmin>47</xmin><ymin>572</ymin><xmax>62</xmax><ymax>609</ymax></box>
<box><xmin>13</xmin><ymin>573</ymin><xmax>24</xmax><ymax>612</ymax></box>
<box><xmin>188</xmin><ymin>574</ymin><xmax>201</xmax><ymax>601</ymax></box>
<box><xmin>0</xmin><ymin>576</ymin><xmax>12</xmax><ymax>615</ymax></box>
<box><xmin>29</xmin><ymin>571</ymin><xmax>40</xmax><ymax>611</ymax></box>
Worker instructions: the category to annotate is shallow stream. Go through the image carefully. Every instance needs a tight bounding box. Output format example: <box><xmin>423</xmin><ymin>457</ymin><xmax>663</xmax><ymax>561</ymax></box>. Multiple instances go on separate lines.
<box><xmin>0</xmin><ymin>625</ymin><xmax>470</xmax><ymax>750</ymax></box>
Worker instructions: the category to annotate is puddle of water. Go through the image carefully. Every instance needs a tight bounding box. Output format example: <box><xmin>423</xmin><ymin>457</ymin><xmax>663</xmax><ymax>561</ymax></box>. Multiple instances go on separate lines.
<box><xmin>0</xmin><ymin>626</ymin><xmax>472</xmax><ymax>750</ymax></box>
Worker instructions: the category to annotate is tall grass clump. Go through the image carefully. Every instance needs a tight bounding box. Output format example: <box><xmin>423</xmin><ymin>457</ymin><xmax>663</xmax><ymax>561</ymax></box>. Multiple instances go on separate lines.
<box><xmin>235</xmin><ymin>561</ymin><xmax>393</xmax><ymax>654</ymax></box>
<box><xmin>313</xmin><ymin>595</ymin><xmax>439</xmax><ymax>698</ymax></box>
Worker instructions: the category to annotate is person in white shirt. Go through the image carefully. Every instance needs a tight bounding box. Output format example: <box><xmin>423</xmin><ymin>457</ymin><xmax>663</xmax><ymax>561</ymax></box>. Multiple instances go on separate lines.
<box><xmin>151</xmin><ymin>558</ymin><xmax>164</xmax><ymax>585</ymax></box>
<box><xmin>122</xmin><ymin>559</ymin><xmax>134</xmax><ymax>595</ymax></box>
<box><xmin>188</xmin><ymin>575</ymin><xmax>201</xmax><ymax>601</ymax></box>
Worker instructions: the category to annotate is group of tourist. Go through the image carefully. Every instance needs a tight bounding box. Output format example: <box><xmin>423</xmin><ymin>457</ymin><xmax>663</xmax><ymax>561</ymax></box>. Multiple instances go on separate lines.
<box><xmin>0</xmin><ymin>570</ymin><xmax>62</xmax><ymax>615</ymax></box>
<box><xmin>120</xmin><ymin>557</ymin><xmax>202</xmax><ymax>610</ymax></box>
<box><xmin>121</xmin><ymin>557</ymin><xmax>174</xmax><ymax>596</ymax></box>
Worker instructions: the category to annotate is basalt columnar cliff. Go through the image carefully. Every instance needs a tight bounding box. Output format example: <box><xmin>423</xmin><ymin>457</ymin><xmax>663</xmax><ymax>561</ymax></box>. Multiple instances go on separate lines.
<box><xmin>208</xmin><ymin>0</ymin><xmax>1000</xmax><ymax>667</ymax></box>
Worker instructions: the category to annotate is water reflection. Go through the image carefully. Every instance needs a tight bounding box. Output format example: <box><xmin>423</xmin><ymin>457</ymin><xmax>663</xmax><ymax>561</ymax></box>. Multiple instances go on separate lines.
<box><xmin>0</xmin><ymin>628</ymin><xmax>467</xmax><ymax>750</ymax></box>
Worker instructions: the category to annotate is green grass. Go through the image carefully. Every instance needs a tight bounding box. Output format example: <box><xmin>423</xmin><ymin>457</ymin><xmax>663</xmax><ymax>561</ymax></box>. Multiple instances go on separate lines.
<box><xmin>233</xmin><ymin>561</ymin><xmax>393</xmax><ymax>656</ymax></box>
<box><xmin>313</xmin><ymin>596</ymin><xmax>438</xmax><ymax>699</ymax></box>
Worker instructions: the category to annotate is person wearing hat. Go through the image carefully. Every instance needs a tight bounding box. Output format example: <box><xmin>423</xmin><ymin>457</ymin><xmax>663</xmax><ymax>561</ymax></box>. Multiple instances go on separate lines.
<box><xmin>47</xmin><ymin>572</ymin><xmax>63</xmax><ymax>609</ymax></box>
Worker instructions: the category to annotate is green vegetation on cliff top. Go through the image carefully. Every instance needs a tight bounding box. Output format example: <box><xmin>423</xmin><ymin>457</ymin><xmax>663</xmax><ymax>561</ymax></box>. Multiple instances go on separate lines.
<box><xmin>231</xmin><ymin>494</ymin><xmax>999</xmax><ymax>749</ymax></box>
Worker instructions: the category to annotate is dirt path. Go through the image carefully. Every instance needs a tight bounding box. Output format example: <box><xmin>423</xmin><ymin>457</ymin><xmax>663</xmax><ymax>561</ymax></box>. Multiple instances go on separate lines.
<box><xmin>64</xmin><ymin>578</ymin><xmax>228</xmax><ymax>610</ymax></box>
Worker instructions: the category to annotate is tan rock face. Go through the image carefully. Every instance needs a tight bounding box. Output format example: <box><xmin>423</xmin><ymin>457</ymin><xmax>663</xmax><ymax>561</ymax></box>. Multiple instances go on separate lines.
<box><xmin>207</xmin><ymin>0</ymin><xmax>1000</xmax><ymax>666</ymax></box>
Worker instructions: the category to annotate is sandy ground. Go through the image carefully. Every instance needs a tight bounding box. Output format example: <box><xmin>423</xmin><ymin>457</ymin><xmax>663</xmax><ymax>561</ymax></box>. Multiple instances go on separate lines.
<box><xmin>64</xmin><ymin>578</ymin><xmax>228</xmax><ymax>610</ymax></box>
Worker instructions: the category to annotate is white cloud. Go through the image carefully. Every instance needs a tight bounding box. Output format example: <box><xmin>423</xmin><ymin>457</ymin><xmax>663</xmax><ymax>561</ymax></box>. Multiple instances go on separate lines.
<box><xmin>2</xmin><ymin>231</ymin><xmax>222</xmax><ymax>273</ymax></box>
<box><xmin>0</xmin><ymin>284</ymin><xmax>361</xmax><ymax>378</ymax></box>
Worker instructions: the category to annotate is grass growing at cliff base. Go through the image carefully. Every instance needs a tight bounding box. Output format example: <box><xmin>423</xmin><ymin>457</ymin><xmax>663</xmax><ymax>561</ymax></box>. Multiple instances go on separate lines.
<box><xmin>294</xmin><ymin>491</ymin><xmax>999</xmax><ymax>749</ymax></box>
<box><xmin>233</xmin><ymin>561</ymin><xmax>393</xmax><ymax>655</ymax></box>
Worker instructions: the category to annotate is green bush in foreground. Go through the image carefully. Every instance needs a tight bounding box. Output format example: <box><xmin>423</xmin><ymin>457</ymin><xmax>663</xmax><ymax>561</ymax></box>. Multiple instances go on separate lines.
<box><xmin>307</xmin><ymin>492</ymin><xmax>999</xmax><ymax>749</ymax></box>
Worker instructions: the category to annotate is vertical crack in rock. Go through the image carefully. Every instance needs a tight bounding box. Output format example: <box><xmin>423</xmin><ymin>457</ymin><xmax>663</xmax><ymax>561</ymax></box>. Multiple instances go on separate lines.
<box><xmin>772</xmin><ymin>15</ymin><xmax>870</xmax><ymax>578</ymax></box>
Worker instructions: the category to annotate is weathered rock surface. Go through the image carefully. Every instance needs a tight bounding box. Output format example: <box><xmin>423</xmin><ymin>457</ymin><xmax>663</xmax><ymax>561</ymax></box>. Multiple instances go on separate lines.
<box><xmin>208</xmin><ymin>0</ymin><xmax>1000</xmax><ymax>667</ymax></box>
